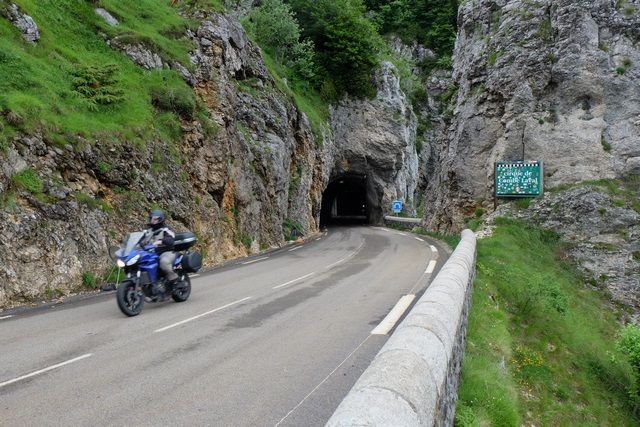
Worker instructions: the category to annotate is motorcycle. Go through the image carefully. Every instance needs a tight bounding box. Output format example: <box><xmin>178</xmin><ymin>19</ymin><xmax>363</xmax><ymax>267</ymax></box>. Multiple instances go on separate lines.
<box><xmin>113</xmin><ymin>231</ymin><xmax>202</xmax><ymax>316</ymax></box>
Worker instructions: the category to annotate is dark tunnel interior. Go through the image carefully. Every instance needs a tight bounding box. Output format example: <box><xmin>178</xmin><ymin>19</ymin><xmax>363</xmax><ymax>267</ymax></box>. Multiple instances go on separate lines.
<box><xmin>320</xmin><ymin>174</ymin><xmax>374</xmax><ymax>227</ymax></box>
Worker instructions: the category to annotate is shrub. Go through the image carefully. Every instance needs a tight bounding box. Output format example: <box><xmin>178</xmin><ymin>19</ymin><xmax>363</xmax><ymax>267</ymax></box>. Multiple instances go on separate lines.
<box><xmin>12</xmin><ymin>169</ymin><xmax>43</xmax><ymax>194</ymax></box>
<box><xmin>617</xmin><ymin>324</ymin><xmax>640</xmax><ymax>405</ymax></box>
<box><xmin>290</xmin><ymin>0</ymin><xmax>382</xmax><ymax>98</ymax></box>
<box><xmin>150</xmin><ymin>83</ymin><xmax>195</xmax><ymax>119</ymax></box>
<box><xmin>82</xmin><ymin>271</ymin><xmax>97</xmax><ymax>288</ymax></box>
<box><xmin>74</xmin><ymin>192</ymin><xmax>112</xmax><ymax>211</ymax></box>
<box><xmin>72</xmin><ymin>64</ymin><xmax>125</xmax><ymax>110</ymax></box>
<box><xmin>251</xmin><ymin>0</ymin><xmax>302</xmax><ymax>61</ymax></box>
<box><xmin>239</xmin><ymin>232</ymin><xmax>253</xmax><ymax>251</ymax></box>
<box><xmin>282</xmin><ymin>218</ymin><xmax>302</xmax><ymax>240</ymax></box>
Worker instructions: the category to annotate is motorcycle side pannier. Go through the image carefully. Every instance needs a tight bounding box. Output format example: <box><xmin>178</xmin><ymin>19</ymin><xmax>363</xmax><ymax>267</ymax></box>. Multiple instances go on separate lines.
<box><xmin>174</xmin><ymin>232</ymin><xmax>197</xmax><ymax>251</ymax></box>
<box><xmin>181</xmin><ymin>252</ymin><xmax>202</xmax><ymax>273</ymax></box>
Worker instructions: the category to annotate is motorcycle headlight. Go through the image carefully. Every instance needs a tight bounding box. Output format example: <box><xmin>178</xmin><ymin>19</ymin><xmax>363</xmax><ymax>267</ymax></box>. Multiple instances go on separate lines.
<box><xmin>116</xmin><ymin>259</ymin><xmax>125</xmax><ymax>268</ymax></box>
<box><xmin>126</xmin><ymin>254</ymin><xmax>140</xmax><ymax>266</ymax></box>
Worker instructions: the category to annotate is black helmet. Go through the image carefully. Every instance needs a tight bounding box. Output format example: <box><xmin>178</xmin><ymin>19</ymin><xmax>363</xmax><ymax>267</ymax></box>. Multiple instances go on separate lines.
<box><xmin>148</xmin><ymin>209</ymin><xmax>166</xmax><ymax>229</ymax></box>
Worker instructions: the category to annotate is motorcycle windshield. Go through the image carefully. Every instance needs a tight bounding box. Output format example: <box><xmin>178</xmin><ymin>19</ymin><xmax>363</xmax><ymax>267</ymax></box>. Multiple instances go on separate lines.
<box><xmin>117</xmin><ymin>231</ymin><xmax>145</xmax><ymax>257</ymax></box>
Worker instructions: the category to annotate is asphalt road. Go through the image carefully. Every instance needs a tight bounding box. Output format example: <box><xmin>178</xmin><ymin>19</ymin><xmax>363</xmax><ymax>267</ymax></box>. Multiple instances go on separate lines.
<box><xmin>0</xmin><ymin>226</ymin><xmax>446</xmax><ymax>426</ymax></box>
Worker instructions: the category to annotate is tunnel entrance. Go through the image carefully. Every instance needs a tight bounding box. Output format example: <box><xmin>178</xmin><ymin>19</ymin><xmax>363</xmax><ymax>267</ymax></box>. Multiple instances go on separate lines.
<box><xmin>320</xmin><ymin>174</ymin><xmax>371</xmax><ymax>227</ymax></box>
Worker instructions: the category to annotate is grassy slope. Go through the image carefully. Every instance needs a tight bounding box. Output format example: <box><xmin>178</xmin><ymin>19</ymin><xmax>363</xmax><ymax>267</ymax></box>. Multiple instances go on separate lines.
<box><xmin>0</xmin><ymin>0</ymin><xmax>217</xmax><ymax>147</ymax></box>
<box><xmin>456</xmin><ymin>217</ymin><xmax>637</xmax><ymax>426</ymax></box>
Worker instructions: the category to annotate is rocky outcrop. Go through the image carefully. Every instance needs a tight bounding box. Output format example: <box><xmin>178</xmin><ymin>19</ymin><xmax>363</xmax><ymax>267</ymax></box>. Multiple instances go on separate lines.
<box><xmin>425</xmin><ymin>0</ymin><xmax>640</xmax><ymax>231</ymax></box>
<box><xmin>0</xmin><ymin>12</ymin><xmax>327</xmax><ymax>308</ymax></box>
<box><xmin>483</xmin><ymin>184</ymin><xmax>640</xmax><ymax>315</ymax></box>
<box><xmin>105</xmin><ymin>38</ymin><xmax>196</xmax><ymax>86</ymax></box>
<box><xmin>95</xmin><ymin>8</ymin><xmax>119</xmax><ymax>27</ymax></box>
<box><xmin>1</xmin><ymin>3</ymin><xmax>39</xmax><ymax>43</ymax></box>
<box><xmin>329</xmin><ymin>61</ymin><xmax>419</xmax><ymax>221</ymax></box>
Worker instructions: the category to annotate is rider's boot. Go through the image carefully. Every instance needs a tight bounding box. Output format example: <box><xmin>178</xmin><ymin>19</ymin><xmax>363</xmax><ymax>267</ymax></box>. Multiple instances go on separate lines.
<box><xmin>167</xmin><ymin>277</ymin><xmax>179</xmax><ymax>292</ymax></box>
<box><xmin>151</xmin><ymin>281</ymin><xmax>165</xmax><ymax>301</ymax></box>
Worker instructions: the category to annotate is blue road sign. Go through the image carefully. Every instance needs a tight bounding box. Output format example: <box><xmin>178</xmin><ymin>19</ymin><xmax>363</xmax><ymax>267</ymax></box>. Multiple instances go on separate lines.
<box><xmin>391</xmin><ymin>200</ymin><xmax>403</xmax><ymax>213</ymax></box>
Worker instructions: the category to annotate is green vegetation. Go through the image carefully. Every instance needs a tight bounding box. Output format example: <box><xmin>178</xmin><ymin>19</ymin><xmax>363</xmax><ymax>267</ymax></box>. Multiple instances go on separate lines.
<box><xmin>73</xmin><ymin>191</ymin><xmax>112</xmax><ymax>212</ymax></box>
<box><xmin>148</xmin><ymin>71</ymin><xmax>196</xmax><ymax>119</ymax></box>
<box><xmin>456</xmin><ymin>218</ymin><xmax>637</xmax><ymax>426</ymax></box>
<box><xmin>464</xmin><ymin>207</ymin><xmax>485</xmax><ymax>231</ymax></box>
<box><xmin>81</xmin><ymin>271</ymin><xmax>97</xmax><ymax>288</ymax></box>
<box><xmin>0</xmin><ymin>0</ymin><xmax>202</xmax><ymax>146</ymax></box>
<box><xmin>547</xmin><ymin>176</ymin><xmax>640</xmax><ymax>213</ymax></box>
<box><xmin>11</xmin><ymin>168</ymin><xmax>42</xmax><ymax>194</ymax></box>
<box><xmin>239</xmin><ymin>232</ymin><xmax>253</xmax><ymax>251</ymax></box>
<box><xmin>1</xmin><ymin>0</ymin><xmax>460</xmax><ymax>152</ymax></box>
<box><xmin>411</xmin><ymin>226</ymin><xmax>460</xmax><ymax>249</ymax></box>
<box><xmin>282</xmin><ymin>218</ymin><xmax>302</xmax><ymax>241</ymax></box>
<box><xmin>289</xmin><ymin>0</ymin><xmax>384</xmax><ymax>99</ymax></box>
<box><xmin>364</xmin><ymin>0</ymin><xmax>458</xmax><ymax>57</ymax></box>
<box><xmin>617</xmin><ymin>324</ymin><xmax>640</xmax><ymax>410</ymax></box>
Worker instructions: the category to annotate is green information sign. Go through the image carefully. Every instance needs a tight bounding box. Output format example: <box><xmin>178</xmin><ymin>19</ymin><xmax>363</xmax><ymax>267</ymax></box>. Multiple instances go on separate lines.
<box><xmin>495</xmin><ymin>161</ymin><xmax>543</xmax><ymax>197</ymax></box>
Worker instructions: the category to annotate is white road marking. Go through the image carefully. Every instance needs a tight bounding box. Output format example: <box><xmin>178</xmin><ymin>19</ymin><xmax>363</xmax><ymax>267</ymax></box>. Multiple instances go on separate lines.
<box><xmin>155</xmin><ymin>297</ymin><xmax>252</xmax><ymax>333</ymax></box>
<box><xmin>0</xmin><ymin>353</ymin><xmax>93</xmax><ymax>389</ymax></box>
<box><xmin>425</xmin><ymin>260</ymin><xmax>437</xmax><ymax>274</ymax></box>
<box><xmin>371</xmin><ymin>295</ymin><xmax>416</xmax><ymax>335</ymax></box>
<box><xmin>272</xmin><ymin>273</ymin><xmax>315</xmax><ymax>290</ymax></box>
<box><xmin>380</xmin><ymin>228</ymin><xmax>391</xmax><ymax>232</ymax></box>
<box><xmin>414</xmin><ymin>237</ymin><xmax>424</xmax><ymax>242</ymax></box>
<box><xmin>241</xmin><ymin>257</ymin><xmax>269</xmax><ymax>265</ymax></box>
<box><xmin>275</xmin><ymin>335</ymin><xmax>372</xmax><ymax>427</ymax></box>
<box><xmin>395</xmin><ymin>232</ymin><xmax>407</xmax><ymax>236</ymax></box>
<box><xmin>288</xmin><ymin>246</ymin><xmax>302</xmax><ymax>252</ymax></box>
<box><xmin>0</xmin><ymin>315</ymin><xmax>13</xmax><ymax>320</ymax></box>
<box><xmin>189</xmin><ymin>274</ymin><xmax>200</xmax><ymax>278</ymax></box>
<box><xmin>315</xmin><ymin>238</ymin><xmax>321</xmax><ymax>241</ymax></box>
<box><xmin>325</xmin><ymin>240</ymin><xmax>365</xmax><ymax>270</ymax></box>
<box><xmin>325</xmin><ymin>257</ymin><xmax>348</xmax><ymax>269</ymax></box>
<box><xmin>430</xmin><ymin>245</ymin><xmax>438</xmax><ymax>253</ymax></box>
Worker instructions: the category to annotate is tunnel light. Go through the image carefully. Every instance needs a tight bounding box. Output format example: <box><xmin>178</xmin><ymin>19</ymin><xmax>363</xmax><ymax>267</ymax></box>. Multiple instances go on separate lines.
<box><xmin>339</xmin><ymin>180</ymin><xmax>344</xmax><ymax>184</ymax></box>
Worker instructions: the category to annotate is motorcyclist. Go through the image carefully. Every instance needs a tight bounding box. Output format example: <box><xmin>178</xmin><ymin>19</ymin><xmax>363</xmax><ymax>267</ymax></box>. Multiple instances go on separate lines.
<box><xmin>140</xmin><ymin>209</ymin><xmax>178</xmax><ymax>293</ymax></box>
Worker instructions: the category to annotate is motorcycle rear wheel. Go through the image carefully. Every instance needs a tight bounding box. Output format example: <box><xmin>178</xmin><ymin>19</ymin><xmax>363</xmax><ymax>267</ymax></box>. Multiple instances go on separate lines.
<box><xmin>172</xmin><ymin>275</ymin><xmax>191</xmax><ymax>302</ymax></box>
<box><xmin>117</xmin><ymin>280</ymin><xmax>144</xmax><ymax>316</ymax></box>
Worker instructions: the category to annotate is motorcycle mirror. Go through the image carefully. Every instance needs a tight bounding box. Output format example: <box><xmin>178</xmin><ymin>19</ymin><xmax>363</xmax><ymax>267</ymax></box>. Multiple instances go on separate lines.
<box><xmin>108</xmin><ymin>245</ymin><xmax>119</xmax><ymax>262</ymax></box>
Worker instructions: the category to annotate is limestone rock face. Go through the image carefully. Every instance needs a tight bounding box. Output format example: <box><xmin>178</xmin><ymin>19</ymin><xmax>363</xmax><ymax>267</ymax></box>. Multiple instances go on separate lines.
<box><xmin>425</xmin><ymin>0</ymin><xmax>640</xmax><ymax>231</ymax></box>
<box><xmin>329</xmin><ymin>61</ymin><xmax>419</xmax><ymax>221</ymax></box>
<box><xmin>0</xmin><ymin>13</ymin><xmax>328</xmax><ymax>308</ymax></box>
<box><xmin>95</xmin><ymin>8</ymin><xmax>119</xmax><ymax>26</ymax></box>
<box><xmin>2</xmin><ymin>3</ymin><xmax>39</xmax><ymax>43</ymax></box>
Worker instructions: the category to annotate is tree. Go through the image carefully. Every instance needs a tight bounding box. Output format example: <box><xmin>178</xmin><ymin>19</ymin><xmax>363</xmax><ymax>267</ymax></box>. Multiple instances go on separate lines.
<box><xmin>251</xmin><ymin>0</ymin><xmax>317</xmax><ymax>81</ymax></box>
<box><xmin>364</xmin><ymin>0</ymin><xmax>459</xmax><ymax>56</ymax></box>
<box><xmin>251</xmin><ymin>0</ymin><xmax>302</xmax><ymax>61</ymax></box>
<box><xmin>289</xmin><ymin>0</ymin><xmax>383</xmax><ymax>99</ymax></box>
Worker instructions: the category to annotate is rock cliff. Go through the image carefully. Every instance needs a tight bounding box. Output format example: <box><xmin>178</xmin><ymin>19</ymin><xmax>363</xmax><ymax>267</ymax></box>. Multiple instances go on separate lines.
<box><xmin>424</xmin><ymin>0</ymin><xmax>640</xmax><ymax>231</ymax></box>
<box><xmin>0</xmin><ymin>7</ymin><xmax>421</xmax><ymax>308</ymax></box>
<box><xmin>0</xmin><ymin>12</ymin><xmax>326</xmax><ymax>307</ymax></box>
<box><xmin>329</xmin><ymin>61</ymin><xmax>419</xmax><ymax>222</ymax></box>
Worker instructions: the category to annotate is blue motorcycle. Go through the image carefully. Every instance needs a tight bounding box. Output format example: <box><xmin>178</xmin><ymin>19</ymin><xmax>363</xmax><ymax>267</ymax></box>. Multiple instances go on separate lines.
<box><xmin>114</xmin><ymin>231</ymin><xmax>202</xmax><ymax>316</ymax></box>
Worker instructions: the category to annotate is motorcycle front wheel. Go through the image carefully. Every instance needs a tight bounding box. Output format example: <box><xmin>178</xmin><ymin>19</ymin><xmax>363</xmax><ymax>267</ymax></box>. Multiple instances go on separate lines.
<box><xmin>117</xmin><ymin>280</ymin><xmax>144</xmax><ymax>316</ymax></box>
<box><xmin>172</xmin><ymin>275</ymin><xmax>191</xmax><ymax>302</ymax></box>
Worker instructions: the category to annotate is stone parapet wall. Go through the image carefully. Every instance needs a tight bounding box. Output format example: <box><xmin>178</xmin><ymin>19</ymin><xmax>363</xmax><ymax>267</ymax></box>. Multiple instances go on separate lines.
<box><xmin>327</xmin><ymin>229</ymin><xmax>476</xmax><ymax>426</ymax></box>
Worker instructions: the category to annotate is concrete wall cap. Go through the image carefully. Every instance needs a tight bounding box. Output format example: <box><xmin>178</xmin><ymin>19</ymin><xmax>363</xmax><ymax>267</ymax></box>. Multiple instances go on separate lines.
<box><xmin>327</xmin><ymin>229</ymin><xmax>476</xmax><ymax>426</ymax></box>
